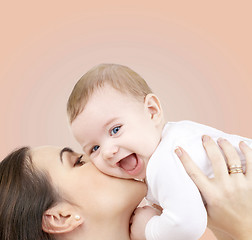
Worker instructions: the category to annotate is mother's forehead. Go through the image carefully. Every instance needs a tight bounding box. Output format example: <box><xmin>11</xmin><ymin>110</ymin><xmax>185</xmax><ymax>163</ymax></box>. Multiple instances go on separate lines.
<box><xmin>30</xmin><ymin>146</ymin><xmax>63</xmax><ymax>163</ymax></box>
<box><xmin>31</xmin><ymin>145</ymin><xmax>62</xmax><ymax>151</ymax></box>
<box><xmin>30</xmin><ymin>146</ymin><xmax>87</xmax><ymax>163</ymax></box>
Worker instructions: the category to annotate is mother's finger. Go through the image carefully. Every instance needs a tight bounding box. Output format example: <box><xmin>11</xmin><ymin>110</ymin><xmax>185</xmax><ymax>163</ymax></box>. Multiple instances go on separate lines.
<box><xmin>239</xmin><ymin>141</ymin><xmax>252</xmax><ymax>176</ymax></box>
<box><xmin>175</xmin><ymin>147</ymin><xmax>209</xmax><ymax>192</ymax></box>
<box><xmin>217</xmin><ymin>138</ymin><xmax>243</xmax><ymax>176</ymax></box>
<box><xmin>202</xmin><ymin>135</ymin><xmax>229</xmax><ymax>178</ymax></box>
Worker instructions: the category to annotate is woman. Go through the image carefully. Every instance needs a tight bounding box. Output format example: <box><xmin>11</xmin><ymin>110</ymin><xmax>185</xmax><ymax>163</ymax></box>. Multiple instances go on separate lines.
<box><xmin>176</xmin><ymin>136</ymin><xmax>252</xmax><ymax>240</ymax></box>
<box><xmin>0</xmin><ymin>145</ymin><xmax>147</xmax><ymax>240</ymax></box>
<box><xmin>1</xmin><ymin>140</ymin><xmax>252</xmax><ymax>240</ymax></box>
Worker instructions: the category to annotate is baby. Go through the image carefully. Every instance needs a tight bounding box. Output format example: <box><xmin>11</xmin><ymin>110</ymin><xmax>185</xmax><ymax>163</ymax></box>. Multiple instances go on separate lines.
<box><xmin>67</xmin><ymin>63</ymin><xmax>252</xmax><ymax>240</ymax></box>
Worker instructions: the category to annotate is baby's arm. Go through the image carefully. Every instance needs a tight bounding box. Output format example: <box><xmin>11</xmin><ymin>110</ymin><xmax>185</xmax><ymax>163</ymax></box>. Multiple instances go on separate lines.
<box><xmin>144</xmin><ymin>132</ymin><xmax>208</xmax><ymax>240</ymax></box>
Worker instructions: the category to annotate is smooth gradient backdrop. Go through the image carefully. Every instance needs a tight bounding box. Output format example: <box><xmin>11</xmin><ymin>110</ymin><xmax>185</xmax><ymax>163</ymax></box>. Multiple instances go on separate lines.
<box><xmin>1</xmin><ymin>1</ymin><xmax>252</xmax><ymax>239</ymax></box>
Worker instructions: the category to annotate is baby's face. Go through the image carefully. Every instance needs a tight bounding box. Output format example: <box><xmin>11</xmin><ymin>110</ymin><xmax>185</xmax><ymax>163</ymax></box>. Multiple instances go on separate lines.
<box><xmin>71</xmin><ymin>84</ymin><xmax>161</xmax><ymax>180</ymax></box>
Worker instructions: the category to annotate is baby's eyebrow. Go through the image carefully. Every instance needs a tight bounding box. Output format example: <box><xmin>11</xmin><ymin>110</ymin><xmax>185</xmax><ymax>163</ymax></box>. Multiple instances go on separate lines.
<box><xmin>60</xmin><ymin>147</ymin><xmax>74</xmax><ymax>163</ymax></box>
<box><xmin>104</xmin><ymin>117</ymin><xmax>119</xmax><ymax>129</ymax></box>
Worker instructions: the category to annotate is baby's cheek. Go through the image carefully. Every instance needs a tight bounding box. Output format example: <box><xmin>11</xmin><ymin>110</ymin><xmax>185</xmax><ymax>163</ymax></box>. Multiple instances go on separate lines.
<box><xmin>94</xmin><ymin>161</ymin><xmax>112</xmax><ymax>175</ymax></box>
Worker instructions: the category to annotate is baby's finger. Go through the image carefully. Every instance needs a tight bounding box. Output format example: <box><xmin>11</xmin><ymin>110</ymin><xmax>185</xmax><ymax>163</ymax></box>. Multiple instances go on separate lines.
<box><xmin>239</xmin><ymin>141</ymin><xmax>252</xmax><ymax>176</ymax></box>
<box><xmin>175</xmin><ymin>147</ymin><xmax>209</xmax><ymax>191</ymax></box>
<box><xmin>202</xmin><ymin>135</ymin><xmax>228</xmax><ymax>178</ymax></box>
<box><xmin>217</xmin><ymin>138</ymin><xmax>243</xmax><ymax>176</ymax></box>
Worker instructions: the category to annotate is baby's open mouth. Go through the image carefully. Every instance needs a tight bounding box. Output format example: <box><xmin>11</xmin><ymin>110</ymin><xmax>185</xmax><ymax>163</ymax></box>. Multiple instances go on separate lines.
<box><xmin>118</xmin><ymin>153</ymin><xmax>138</xmax><ymax>172</ymax></box>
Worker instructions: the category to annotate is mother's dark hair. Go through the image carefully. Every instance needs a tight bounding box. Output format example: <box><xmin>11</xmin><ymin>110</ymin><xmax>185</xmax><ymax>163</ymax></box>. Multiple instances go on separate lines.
<box><xmin>0</xmin><ymin>147</ymin><xmax>58</xmax><ymax>240</ymax></box>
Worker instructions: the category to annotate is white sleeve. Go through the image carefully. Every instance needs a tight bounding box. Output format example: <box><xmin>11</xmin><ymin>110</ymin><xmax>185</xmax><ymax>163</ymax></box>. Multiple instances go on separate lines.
<box><xmin>145</xmin><ymin>129</ymin><xmax>207</xmax><ymax>240</ymax></box>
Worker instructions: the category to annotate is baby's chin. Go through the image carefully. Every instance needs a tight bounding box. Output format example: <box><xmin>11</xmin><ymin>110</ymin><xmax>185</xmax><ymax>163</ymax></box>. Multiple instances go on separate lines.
<box><xmin>133</xmin><ymin>178</ymin><xmax>145</xmax><ymax>182</ymax></box>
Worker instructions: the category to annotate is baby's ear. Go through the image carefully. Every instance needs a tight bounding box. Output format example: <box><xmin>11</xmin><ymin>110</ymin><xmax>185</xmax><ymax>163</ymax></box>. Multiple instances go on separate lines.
<box><xmin>42</xmin><ymin>202</ymin><xmax>84</xmax><ymax>234</ymax></box>
<box><xmin>144</xmin><ymin>94</ymin><xmax>163</xmax><ymax>124</ymax></box>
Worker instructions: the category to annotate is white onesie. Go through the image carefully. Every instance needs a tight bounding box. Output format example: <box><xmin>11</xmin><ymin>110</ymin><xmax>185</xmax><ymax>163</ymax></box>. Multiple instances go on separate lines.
<box><xmin>145</xmin><ymin>120</ymin><xmax>252</xmax><ymax>240</ymax></box>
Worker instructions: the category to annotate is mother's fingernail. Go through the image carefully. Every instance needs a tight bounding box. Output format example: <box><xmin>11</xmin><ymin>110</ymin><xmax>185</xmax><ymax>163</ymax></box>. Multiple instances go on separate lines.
<box><xmin>217</xmin><ymin>137</ymin><xmax>225</xmax><ymax>144</ymax></box>
<box><xmin>202</xmin><ymin>135</ymin><xmax>210</xmax><ymax>142</ymax></box>
<box><xmin>175</xmin><ymin>147</ymin><xmax>183</xmax><ymax>157</ymax></box>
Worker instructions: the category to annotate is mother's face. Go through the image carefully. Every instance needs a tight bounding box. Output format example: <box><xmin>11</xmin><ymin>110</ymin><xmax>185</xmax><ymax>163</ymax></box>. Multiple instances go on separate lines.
<box><xmin>31</xmin><ymin>146</ymin><xmax>147</xmax><ymax>218</ymax></box>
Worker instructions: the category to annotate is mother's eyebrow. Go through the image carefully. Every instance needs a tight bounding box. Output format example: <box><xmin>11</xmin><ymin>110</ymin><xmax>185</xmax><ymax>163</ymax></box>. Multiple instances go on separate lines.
<box><xmin>60</xmin><ymin>147</ymin><xmax>74</xmax><ymax>163</ymax></box>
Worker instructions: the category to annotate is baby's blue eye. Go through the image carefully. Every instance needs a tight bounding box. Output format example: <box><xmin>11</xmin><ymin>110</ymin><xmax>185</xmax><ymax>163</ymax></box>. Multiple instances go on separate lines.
<box><xmin>91</xmin><ymin>145</ymin><xmax>100</xmax><ymax>153</ymax></box>
<box><xmin>111</xmin><ymin>126</ymin><xmax>121</xmax><ymax>135</ymax></box>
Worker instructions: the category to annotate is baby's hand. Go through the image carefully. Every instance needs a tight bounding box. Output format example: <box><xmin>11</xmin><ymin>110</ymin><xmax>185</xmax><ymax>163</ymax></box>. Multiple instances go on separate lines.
<box><xmin>130</xmin><ymin>206</ymin><xmax>161</xmax><ymax>240</ymax></box>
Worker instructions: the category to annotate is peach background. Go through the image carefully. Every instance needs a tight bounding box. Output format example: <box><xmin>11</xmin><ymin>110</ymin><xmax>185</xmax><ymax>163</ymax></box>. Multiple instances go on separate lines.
<box><xmin>1</xmin><ymin>1</ymin><xmax>252</xmax><ymax>239</ymax></box>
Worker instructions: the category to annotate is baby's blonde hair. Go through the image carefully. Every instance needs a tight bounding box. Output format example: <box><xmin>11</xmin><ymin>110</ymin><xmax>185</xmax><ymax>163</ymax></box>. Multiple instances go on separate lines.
<box><xmin>67</xmin><ymin>63</ymin><xmax>153</xmax><ymax>123</ymax></box>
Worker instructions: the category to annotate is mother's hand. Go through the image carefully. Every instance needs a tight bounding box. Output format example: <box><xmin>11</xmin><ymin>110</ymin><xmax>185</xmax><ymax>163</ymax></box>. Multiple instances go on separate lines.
<box><xmin>175</xmin><ymin>136</ymin><xmax>252</xmax><ymax>240</ymax></box>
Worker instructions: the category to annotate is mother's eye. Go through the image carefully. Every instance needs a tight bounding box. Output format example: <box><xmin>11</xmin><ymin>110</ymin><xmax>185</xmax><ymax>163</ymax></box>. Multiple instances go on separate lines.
<box><xmin>74</xmin><ymin>155</ymin><xmax>85</xmax><ymax>167</ymax></box>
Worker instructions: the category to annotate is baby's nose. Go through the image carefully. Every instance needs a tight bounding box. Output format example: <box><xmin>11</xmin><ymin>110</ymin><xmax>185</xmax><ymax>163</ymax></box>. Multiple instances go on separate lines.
<box><xmin>102</xmin><ymin>145</ymin><xmax>118</xmax><ymax>160</ymax></box>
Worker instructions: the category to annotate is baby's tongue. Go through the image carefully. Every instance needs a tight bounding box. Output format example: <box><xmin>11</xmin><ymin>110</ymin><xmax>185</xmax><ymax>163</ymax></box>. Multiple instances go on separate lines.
<box><xmin>119</xmin><ymin>154</ymin><xmax>137</xmax><ymax>171</ymax></box>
